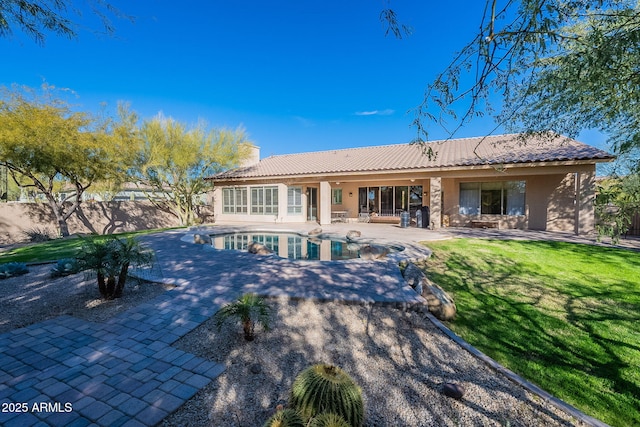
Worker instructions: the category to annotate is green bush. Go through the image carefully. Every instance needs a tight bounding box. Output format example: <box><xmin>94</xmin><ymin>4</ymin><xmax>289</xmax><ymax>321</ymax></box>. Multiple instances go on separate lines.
<box><xmin>263</xmin><ymin>408</ymin><xmax>305</xmax><ymax>427</ymax></box>
<box><xmin>0</xmin><ymin>262</ymin><xmax>29</xmax><ymax>279</ymax></box>
<box><xmin>289</xmin><ymin>364</ymin><xmax>364</xmax><ymax>427</ymax></box>
<box><xmin>213</xmin><ymin>293</ymin><xmax>271</xmax><ymax>341</ymax></box>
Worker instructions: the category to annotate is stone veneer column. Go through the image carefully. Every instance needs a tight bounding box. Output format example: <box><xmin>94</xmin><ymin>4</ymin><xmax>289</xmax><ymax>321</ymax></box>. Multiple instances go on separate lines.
<box><xmin>319</xmin><ymin>181</ymin><xmax>332</xmax><ymax>225</ymax></box>
<box><xmin>430</xmin><ymin>177</ymin><xmax>442</xmax><ymax>229</ymax></box>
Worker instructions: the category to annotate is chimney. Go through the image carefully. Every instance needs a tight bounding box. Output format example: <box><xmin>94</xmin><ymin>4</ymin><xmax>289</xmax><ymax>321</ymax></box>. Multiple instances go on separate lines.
<box><xmin>240</xmin><ymin>144</ymin><xmax>260</xmax><ymax>168</ymax></box>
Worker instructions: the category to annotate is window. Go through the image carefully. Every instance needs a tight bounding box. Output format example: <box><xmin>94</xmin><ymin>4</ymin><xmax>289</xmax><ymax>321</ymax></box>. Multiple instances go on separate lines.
<box><xmin>251</xmin><ymin>186</ymin><xmax>278</xmax><ymax>215</ymax></box>
<box><xmin>332</xmin><ymin>188</ymin><xmax>343</xmax><ymax>205</ymax></box>
<box><xmin>459</xmin><ymin>181</ymin><xmax>525</xmax><ymax>215</ymax></box>
<box><xmin>222</xmin><ymin>187</ymin><xmax>247</xmax><ymax>214</ymax></box>
<box><xmin>288</xmin><ymin>186</ymin><xmax>303</xmax><ymax>214</ymax></box>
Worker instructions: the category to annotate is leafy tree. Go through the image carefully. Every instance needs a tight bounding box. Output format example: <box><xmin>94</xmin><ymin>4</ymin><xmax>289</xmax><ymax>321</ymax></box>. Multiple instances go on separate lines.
<box><xmin>0</xmin><ymin>0</ymin><xmax>132</xmax><ymax>44</ymax></box>
<box><xmin>134</xmin><ymin>115</ymin><xmax>251</xmax><ymax>226</ymax></box>
<box><xmin>0</xmin><ymin>84</ymin><xmax>137</xmax><ymax>237</ymax></box>
<box><xmin>380</xmin><ymin>1</ymin><xmax>640</xmax><ymax>164</ymax></box>
<box><xmin>595</xmin><ymin>173</ymin><xmax>640</xmax><ymax>242</ymax></box>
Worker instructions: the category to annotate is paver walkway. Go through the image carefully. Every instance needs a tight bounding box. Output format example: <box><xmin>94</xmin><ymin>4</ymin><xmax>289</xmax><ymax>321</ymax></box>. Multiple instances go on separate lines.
<box><xmin>0</xmin><ymin>224</ymin><xmax>430</xmax><ymax>426</ymax></box>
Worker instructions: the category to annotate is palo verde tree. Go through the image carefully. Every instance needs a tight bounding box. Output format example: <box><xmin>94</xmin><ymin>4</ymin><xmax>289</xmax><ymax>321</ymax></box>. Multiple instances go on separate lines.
<box><xmin>0</xmin><ymin>0</ymin><xmax>132</xmax><ymax>44</ymax></box>
<box><xmin>0</xmin><ymin>84</ymin><xmax>137</xmax><ymax>237</ymax></box>
<box><xmin>134</xmin><ymin>115</ymin><xmax>251</xmax><ymax>226</ymax></box>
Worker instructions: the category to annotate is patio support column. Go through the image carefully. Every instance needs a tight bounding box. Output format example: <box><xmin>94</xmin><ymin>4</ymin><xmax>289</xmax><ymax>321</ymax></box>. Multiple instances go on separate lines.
<box><xmin>430</xmin><ymin>177</ymin><xmax>442</xmax><ymax>229</ymax></box>
<box><xmin>319</xmin><ymin>181</ymin><xmax>332</xmax><ymax>225</ymax></box>
<box><xmin>575</xmin><ymin>169</ymin><xmax>596</xmax><ymax>235</ymax></box>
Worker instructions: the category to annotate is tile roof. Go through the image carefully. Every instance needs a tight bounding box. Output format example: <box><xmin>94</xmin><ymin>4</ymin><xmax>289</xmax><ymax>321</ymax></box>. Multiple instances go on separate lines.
<box><xmin>210</xmin><ymin>134</ymin><xmax>613</xmax><ymax>180</ymax></box>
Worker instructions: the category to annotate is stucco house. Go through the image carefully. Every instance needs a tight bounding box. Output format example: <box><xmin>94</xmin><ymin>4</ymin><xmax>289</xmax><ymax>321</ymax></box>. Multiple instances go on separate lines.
<box><xmin>207</xmin><ymin>134</ymin><xmax>613</xmax><ymax>234</ymax></box>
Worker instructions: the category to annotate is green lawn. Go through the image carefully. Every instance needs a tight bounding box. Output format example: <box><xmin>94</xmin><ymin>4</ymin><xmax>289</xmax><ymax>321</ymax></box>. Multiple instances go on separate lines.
<box><xmin>422</xmin><ymin>238</ymin><xmax>640</xmax><ymax>427</ymax></box>
<box><xmin>0</xmin><ymin>227</ymin><xmax>183</xmax><ymax>264</ymax></box>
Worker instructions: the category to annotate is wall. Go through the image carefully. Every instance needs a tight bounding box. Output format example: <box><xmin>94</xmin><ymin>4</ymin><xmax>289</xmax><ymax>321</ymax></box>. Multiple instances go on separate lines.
<box><xmin>0</xmin><ymin>201</ymin><xmax>188</xmax><ymax>245</ymax></box>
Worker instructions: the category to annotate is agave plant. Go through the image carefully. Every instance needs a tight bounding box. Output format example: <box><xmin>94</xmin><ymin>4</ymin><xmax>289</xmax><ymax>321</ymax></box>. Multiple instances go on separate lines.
<box><xmin>213</xmin><ymin>293</ymin><xmax>271</xmax><ymax>341</ymax></box>
<box><xmin>77</xmin><ymin>236</ymin><xmax>154</xmax><ymax>299</ymax></box>
<box><xmin>50</xmin><ymin>258</ymin><xmax>80</xmax><ymax>277</ymax></box>
<box><xmin>0</xmin><ymin>262</ymin><xmax>29</xmax><ymax>279</ymax></box>
<box><xmin>289</xmin><ymin>364</ymin><xmax>364</xmax><ymax>427</ymax></box>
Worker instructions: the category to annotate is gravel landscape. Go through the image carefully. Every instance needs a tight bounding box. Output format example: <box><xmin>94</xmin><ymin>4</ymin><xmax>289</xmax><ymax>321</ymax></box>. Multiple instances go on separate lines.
<box><xmin>0</xmin><ymin>264</ymin><xmax>591</xmax><ymax>427</ymax></box>
<box><xmin>162</xmin><ymin>298</ymin><xmax>589</xmax><ymax>427</ymax></box>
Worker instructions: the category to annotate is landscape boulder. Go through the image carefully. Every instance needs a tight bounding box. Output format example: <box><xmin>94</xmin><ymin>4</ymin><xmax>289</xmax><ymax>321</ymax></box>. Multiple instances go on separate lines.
<box><xmin>442</xmin><ymin>382</ymin><xmax>465</xmax><ymax>399</ymax></box>
<box><xmin>247</xmin><ymin>241</ymin><xmax>273</xmax><ymax>255</ymax></box>
<box><xmin>402</xmin><ymin>262</ymin><xmax>425</xmax><ymax>295</ymax></box>
<box><xmin>193</xmin><ymin>234</ymin><xmax>212</xmax><ymax>245</ymax></box>
<box><xmin>422</xmin><ymin>277</ymin><xmax>457</xmax><ymax>321</ymax></box>
<box><xmin>346</xmin><ymin>230</ymin><xmax>361</xmax><ymax>240</ymax></box>
<box><xmin>308</xmin><ymin>227</ymin><xmax>323</xmax><ymax>236</ymax></box>
<box><xmin>359</xmin><ymin>244</ymin><xmax>389</xmax><ymax>260</ymax></box>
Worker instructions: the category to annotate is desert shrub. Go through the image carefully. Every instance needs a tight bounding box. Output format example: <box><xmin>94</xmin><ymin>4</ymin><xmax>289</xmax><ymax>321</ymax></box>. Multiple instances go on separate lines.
<box><xmin>23</xmin><ymin>227</ymin><xmax>56</xmax><ymax>243</ymax></box>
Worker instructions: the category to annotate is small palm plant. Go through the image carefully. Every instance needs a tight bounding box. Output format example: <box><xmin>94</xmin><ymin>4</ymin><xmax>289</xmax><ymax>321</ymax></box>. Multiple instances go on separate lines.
<box><xmin>77</xmin><ymin>236</ymin><xmax>154</xmax><ymax>299</ymax></box>
<box><xmin>213</xmin><ymin>293</ymin><xmax>272</xmax><ymax>341</ymax></box>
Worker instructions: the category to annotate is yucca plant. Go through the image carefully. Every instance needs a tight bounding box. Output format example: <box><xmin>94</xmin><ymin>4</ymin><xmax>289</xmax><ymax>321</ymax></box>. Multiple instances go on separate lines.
<box><xmin>263</xmin><ymin>408</ymin><xmax>305</xmax><ymax>427</ymax></box>
<box><xmin>77</xmin><ymin>236</ymin><xmax>154</xmax><ymax>299</ymax></box>
<box><xmin>289</xmin><ymin>364</ymin><xmax>364</xmax><ymax>427</ymax></box>
<box><xmin>309</xmin><ymin>413</ymin><xmax>351</xmax><ymax>427</ymax></box>
<box><xmin>213</xmin><ymin>293</ymin><xmax>271</xmax><ymax>341</ymax></box>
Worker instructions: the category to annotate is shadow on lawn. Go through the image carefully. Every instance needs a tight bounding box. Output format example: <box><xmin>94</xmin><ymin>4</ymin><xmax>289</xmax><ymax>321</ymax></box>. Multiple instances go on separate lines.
<box><xmin>423</xmin><ymin>239</ymin><xmax>640</xmax><ymax>427</ymax></box>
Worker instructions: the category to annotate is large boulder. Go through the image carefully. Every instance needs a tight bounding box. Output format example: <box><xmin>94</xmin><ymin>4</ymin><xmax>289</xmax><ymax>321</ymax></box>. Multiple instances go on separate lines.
<box><xmin>247</xmin><ymin>241</ymin><xmax>273</xmax><ymax>255</ymax></box>
<box><xmin>308</xmin><ymin>227</ymin><xmax>323</xmax><ymax>236</ymax></box>
<box><xmin>346</xmin><ymin>230</ymin><xmax>361</xmax><ymax>240</ymax></box>
<box><xmin>359</xmin><ymin>244</ymin><xmax>389</xmax><ymax>260</ymax></box>
<box><xmin>422</xmin><ymin>277</ymin><xmax>457</xmax><ymax>321</ymax></box>
<box><xmin>402</xmin><ymin>263</ymin><xmax>425</xmax><ymax>295</ymax></box>
<box><xmin>193</xmin><ymin>233</ymin><xmax>212</xmax><ymax>245</ymax></box>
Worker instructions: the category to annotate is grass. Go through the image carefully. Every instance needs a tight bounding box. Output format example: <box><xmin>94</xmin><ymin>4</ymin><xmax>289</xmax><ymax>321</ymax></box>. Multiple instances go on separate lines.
<box><xmin>422</xmin><ymin>238</ymin><xmax>640</xmax><ymax>427</ymax></box>
<box><xmin>0</xmin><ymin>227</ymin><xmax>184</xmax><ymax>264</ymax></box>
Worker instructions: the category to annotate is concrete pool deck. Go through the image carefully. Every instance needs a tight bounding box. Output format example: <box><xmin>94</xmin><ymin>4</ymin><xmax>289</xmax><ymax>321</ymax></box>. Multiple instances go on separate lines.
<box><xmin>1</xmin><ymin>222</ymin><xmax>636</xmax><ymax>426</ymax></box>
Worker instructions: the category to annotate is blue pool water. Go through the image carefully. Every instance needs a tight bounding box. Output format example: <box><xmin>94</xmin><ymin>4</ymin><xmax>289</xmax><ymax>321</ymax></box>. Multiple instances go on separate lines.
<box><xmin>209</xmin><ymin>232</ymin><xmax>403</xmax><ymax>261</ymax></box>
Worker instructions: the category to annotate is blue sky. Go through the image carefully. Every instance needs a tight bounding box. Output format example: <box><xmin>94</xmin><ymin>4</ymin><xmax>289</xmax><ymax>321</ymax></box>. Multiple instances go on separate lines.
<box><xmin>1</xmin><ymin>0</ymin><xmax>608</xmax><ymax>158</ymax></box>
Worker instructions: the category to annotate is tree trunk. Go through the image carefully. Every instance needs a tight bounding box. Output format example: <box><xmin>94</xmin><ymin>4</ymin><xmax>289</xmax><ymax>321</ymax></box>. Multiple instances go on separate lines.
<box><xmin>114</xmin><ymin>262</ymin><xmax>130</xmax><ymax>298</ymax></box>
<box><xmin>105</xmin><ymin>275</ymin><xmax>116</xmax><ymax>299</ymax></box>
<box><xmin>242</xmin><ymin>319</ymin><xmax>255</xmax><ymax>341</ymax></box>
<box><xmin>97</xmin><ymin>272</ymin><xmax>107</xmax><ymax>298</ymax></box>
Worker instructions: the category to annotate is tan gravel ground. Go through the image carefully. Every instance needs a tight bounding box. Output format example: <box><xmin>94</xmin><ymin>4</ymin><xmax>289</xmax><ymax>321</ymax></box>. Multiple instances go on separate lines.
<box><xmin>0</xmin><ymin>264</ymin><xmax>173</xmax><ymax>333</ymax></box>
<box><xmin>162</xmin><ymin>297</ymin><xmax>588</xmax><ymax>427</ymax></box>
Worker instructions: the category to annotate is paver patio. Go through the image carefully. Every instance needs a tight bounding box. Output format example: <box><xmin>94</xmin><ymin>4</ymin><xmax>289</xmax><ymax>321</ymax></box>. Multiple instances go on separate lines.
<box><xmin>0</xmin><ymin>223</ymin><xmax>431</xmax><ymax>426</ymax></box>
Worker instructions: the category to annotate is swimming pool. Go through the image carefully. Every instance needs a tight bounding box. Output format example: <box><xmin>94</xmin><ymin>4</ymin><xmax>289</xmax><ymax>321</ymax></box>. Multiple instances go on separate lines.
<box><xmin>209</xmin><ymin>231</ymin><xmax>403</xmax><ymax>261</ymax></box>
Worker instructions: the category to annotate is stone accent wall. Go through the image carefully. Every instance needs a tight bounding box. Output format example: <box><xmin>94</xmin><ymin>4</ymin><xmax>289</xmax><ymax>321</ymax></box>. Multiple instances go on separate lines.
<box><xmin>0</xmin><ymin>201</ymin><xmax>213</xmax><ymax>245</ymax></box>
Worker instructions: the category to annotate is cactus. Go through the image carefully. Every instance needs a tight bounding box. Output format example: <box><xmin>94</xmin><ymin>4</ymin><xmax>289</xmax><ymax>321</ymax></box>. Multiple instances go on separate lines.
<box><xmin>309</xmin><ymin>413</ymin><xmax>351</xmax><ymax>427</ymax></box>
<box><xmin>263</xmin><ymin>408</ymin><xmax>305</xmax><ymax>427</ymax></box>
<box><xmin>289</xmin><ymin>364</ymin><xmax>364</xmax><ymax>427</ymax></box>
